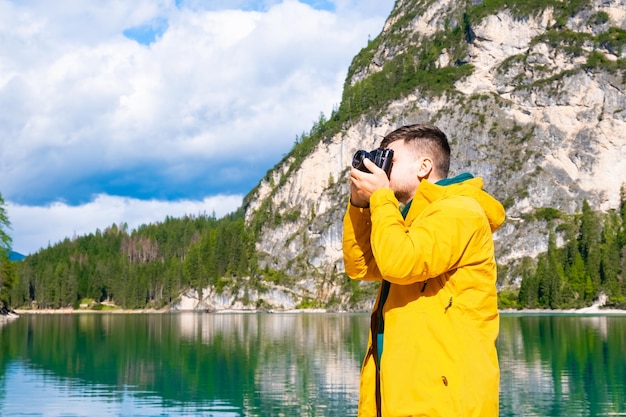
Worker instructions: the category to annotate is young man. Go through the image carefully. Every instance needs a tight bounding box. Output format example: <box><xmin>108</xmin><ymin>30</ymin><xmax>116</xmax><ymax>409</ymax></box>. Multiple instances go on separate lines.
<box><xmin>343</xmin><ymin>124</ymin><xmax>506</xmax><ymax>416</ymax></box>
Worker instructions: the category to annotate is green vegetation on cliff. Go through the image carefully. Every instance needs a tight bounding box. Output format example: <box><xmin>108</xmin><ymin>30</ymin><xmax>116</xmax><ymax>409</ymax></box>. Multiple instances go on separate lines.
<box><xmin>500</xmin><ymin>196</ymin><xmax>626</xmax><ymax>310</ymax></box>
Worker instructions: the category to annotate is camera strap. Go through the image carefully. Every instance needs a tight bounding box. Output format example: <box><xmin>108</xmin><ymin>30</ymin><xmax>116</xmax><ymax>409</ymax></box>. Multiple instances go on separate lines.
<box><xmin>373</xmin><ymin>201</ymin><xmax>412</xmax><ymax>415</ymax></box>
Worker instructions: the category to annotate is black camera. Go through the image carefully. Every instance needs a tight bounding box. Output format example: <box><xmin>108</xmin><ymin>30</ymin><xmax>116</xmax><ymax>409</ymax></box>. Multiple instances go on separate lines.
<box><xmin>352</xmin><ymin>148</ymin><xmax>394</xmax><ymax>177</ymax></box>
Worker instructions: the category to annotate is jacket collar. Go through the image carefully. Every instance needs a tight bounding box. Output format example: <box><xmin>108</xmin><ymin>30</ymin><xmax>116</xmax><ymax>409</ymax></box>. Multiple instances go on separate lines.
<box><xmin>403</xmin><ymin>173</ymin><xmax>505</xmax><ymax>232</ymax></box>
<box><xmin>435</xmin><ymin>172</ymin><xmax>474</xmax><ymax>186</ymax></box>
<box><xmin>401</xmin><ymin>173</ymin><xmax>474</xmax><ymax>218</ymax></box>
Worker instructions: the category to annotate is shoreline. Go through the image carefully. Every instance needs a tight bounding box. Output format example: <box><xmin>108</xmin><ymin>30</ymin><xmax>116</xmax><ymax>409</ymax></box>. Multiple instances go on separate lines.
<box><xmin>10</xmin><ymin>307</ymin><xmax>331</xmax><ymax>315</ymax></box>
<box><xmin>7</xmin><ymin>306</ymin><xmax>626</xmax><ymax>316</ymax></box>
<box><xmin>12</xmin><ymin>308</ymin><xmax>168</xmax><ymax>315</ymax></box>
<box><xmin>499</xmin><ymin>308</ymin><xmax>626</xmax><ymax>316</ymax></box>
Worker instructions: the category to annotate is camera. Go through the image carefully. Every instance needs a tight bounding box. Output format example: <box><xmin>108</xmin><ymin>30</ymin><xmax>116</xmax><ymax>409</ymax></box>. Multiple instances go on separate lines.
<box><xmin>352</xmin><ymin>148</ymin><xmax>394</xmax><ymax>177</ymax></box>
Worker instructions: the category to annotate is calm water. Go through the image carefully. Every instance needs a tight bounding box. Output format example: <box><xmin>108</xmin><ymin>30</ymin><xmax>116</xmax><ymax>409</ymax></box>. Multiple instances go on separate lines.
<box><xmin>0</xmin><ymin>312</ymin><xmax>625</xmax><ymax>417</ymax></box>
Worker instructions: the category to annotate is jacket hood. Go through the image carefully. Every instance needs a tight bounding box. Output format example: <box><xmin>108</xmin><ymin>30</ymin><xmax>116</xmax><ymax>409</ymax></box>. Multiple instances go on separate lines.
<box><xmin>418</xmin><ymin>173</ymin><xmax>506</xmax><ymax>232</ymax></box>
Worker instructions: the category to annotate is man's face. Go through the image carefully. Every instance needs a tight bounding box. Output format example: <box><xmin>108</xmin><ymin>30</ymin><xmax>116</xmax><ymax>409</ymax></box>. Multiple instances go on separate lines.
<box><xmin>386</xmin><ymin>140</ymin><xmax>421</xmax><ymax>205</ymax></box>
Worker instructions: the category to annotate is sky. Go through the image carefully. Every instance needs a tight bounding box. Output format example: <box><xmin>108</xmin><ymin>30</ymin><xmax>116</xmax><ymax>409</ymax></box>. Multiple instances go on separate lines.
<box><xmin>0</xmin><ymin>0</ymin><xmax>395</xmax><ymax>255</ymax></box>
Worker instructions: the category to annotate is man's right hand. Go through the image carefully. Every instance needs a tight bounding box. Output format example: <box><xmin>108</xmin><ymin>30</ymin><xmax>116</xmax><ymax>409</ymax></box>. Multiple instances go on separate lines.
<box><xmin>349</xmin><ymin>159</ymin><xmax>390</xmax><ymax>208</ymax></box>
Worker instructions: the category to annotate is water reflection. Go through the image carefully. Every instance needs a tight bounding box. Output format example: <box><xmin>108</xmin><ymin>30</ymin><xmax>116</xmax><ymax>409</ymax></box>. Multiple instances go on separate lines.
<box><xmin>0</xmin><ymin>313</ymin><xmax>368</xmax><ymax>417</ymax></box>
<box><xmin>2</xmin><ymin>361</ymin><xmax>242</xmax><ymax>417</ymax></box>
<box><xmin>0</xmin><ymin>313</ymin><xmax>625</xmax><ymax>416</ymax></box>
<box><xmin>498</xmin><ymin>314</ymin><xmax>626</xmax><ymax>417</ymax></box>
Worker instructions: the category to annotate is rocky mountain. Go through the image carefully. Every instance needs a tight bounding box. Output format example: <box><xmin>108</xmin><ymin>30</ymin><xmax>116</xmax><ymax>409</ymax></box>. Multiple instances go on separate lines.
<box><xmin>240</xmin><ymin>0</ymin><xmax>626</xmax><ymax>309</ymax></box>
<box><xmin>8</xmin><ymin>251</ymin><xmax>24</xmax><ymax>262</ymax></box>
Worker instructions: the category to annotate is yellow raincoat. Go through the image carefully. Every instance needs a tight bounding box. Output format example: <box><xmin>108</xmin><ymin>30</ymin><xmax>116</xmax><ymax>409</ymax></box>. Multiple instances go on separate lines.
<box><xmin>343</xmin><ymin>175</ymin><xmax>506</xmax><ymax>417</ymax></box>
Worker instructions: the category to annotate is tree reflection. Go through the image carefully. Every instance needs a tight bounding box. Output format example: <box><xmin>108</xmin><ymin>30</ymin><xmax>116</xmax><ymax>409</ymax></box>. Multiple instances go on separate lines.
<box><xmin>498</xmin><ymin>314</ymin><xmax>626</xmax><ymax>417</ymax></box>
<box><xmin>0</xmin><ymin>313</ymin><xmax>368</xmax><ymax>416</ymax></box>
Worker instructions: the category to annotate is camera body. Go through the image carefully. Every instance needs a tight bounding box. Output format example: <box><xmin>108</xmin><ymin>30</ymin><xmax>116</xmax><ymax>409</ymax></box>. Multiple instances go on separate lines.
<box><xmin>352</xmin><ymin>148</ymin><xmax>394</xmax><ymax>177</ymax></box>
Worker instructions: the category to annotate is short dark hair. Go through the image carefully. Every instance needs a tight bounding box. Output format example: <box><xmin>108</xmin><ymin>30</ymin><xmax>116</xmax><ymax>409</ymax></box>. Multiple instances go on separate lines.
<box><xmin>380</xmin><ymin>124</ymin><xmax>450</xmax><ymax>178</ymax></box>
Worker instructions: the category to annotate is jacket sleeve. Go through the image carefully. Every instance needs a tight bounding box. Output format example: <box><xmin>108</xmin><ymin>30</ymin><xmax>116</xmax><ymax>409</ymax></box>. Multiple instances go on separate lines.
<box><xmin>342</xmin><ymin>200</ymin><xmax>383</xmax><ymax>281</ymax></box>
<box><xmin>369</xmin><ymin>188</ymin><xmax>489</xmax><ymax>285</ymax></box>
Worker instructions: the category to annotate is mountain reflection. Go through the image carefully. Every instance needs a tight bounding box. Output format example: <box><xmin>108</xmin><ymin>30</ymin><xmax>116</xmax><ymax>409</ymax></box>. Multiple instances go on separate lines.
<box><xmin>0</xmin><ymin>313</ymin><xmax>368</xmax><ymax>416</ymax></box>
<box><xmin>1</xmin><ymin>313</ymin><xmax>625</xmax><ymax>416</ymax></box>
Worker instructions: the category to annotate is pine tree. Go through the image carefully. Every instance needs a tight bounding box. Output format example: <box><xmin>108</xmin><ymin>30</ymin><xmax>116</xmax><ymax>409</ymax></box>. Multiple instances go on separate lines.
<box><xmin>546</xmin><ymin>232</ymin><xmax>564</xmax><ymax>308</ymax></box>
<box><xmin>518</xmin><ymin>258</ymin><xmax>538</xmax><ymax>308</ymax></box>
<box><xmin>566</xmin><ymin>250</ymin><xmax>588</xmax><ymax>307</ymax></box>
<box><xmin>0</xmin><ymin>192</ymin><xmax>14</xmax><ymax>309</ymax></box>
<box><xmin>578</xmin><ymin>200</ymin><xmax>602</xmax><ymax>299</ymax></box>
<box><xmin>599</xmin><ymin>210</ymin><xmax>621</xmax><ymax>299</ymax></box>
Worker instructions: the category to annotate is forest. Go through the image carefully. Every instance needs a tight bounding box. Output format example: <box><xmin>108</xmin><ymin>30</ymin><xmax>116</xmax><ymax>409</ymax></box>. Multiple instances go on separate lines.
<box><xmin>5</xmin><ymin>209</ymin><xmax>259</xmax><ymax>310</ymax></box>
<box><xmin>500</xmin><ymin>197</ymin><xmax>626</xmax><ymax>310</ymax></box>
<box><xmin>1</xmin><ymin>189</ymin><xmax>625</xmax><ymax>311</ymax></box>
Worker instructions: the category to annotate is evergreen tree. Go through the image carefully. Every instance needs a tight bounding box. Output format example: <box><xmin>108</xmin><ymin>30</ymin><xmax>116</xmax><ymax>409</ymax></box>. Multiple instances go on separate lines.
<box><xmin>546</xmin><ymin>232</ymin><xmax>564</xmax><ymax>308</ymax></box>
<box><xmin>599</xmin><ymin>210</ymin><xmax>622</xmax><ymax>299</ymax></box>
<box><xmin>0</xmin><ymin>192</ymin><xmax>14</xmax><ymax>309</ymax></box>
<box><xmin>617</xmin><ymin>185</ymin><xmax>626</xmax><ymax>304</ymax></box>
<box><xmin>619</xmin><ymin>185</ymin><xmax>626</xmax><ymax>248</ymax></box>
<box><xmin>518</xmin><ymin>258</ymin><xmax>538</xmax><ymax>308</ymax></box>
<box><xmin>566</xmin><ymin>249</ymin><xmax>588</xmax><ymax>308</ymax></box>
<box><xmin>578</xmin><ymin>200</ymin><xmax>602</xmax><ymax>298</ymax></box>
<box><xmin>535</xmin><ymin>254</ymin><xmax>551</xmax><ymax>308</ymax></box>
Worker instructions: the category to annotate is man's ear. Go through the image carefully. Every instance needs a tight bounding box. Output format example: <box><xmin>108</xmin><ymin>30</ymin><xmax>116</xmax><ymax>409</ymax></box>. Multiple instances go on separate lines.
<box><xmin>417</xmin><ymin>156</ymin><xmax>434</xmax><ymax>179</ymax></box>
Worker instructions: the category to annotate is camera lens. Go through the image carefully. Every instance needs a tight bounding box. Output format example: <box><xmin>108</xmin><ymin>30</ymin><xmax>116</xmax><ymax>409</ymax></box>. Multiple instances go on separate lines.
<box><xmin>352</xmin><ymin>150</ymin><xmax>370</xmax><ymax>172</ymax></box>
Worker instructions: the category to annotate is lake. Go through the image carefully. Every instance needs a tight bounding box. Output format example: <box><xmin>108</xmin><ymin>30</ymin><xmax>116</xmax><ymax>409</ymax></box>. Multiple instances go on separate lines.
<box><xmin>1</xmin><ymin>312</ymin><xmax>625</xmax><ymax>416</ymax></box>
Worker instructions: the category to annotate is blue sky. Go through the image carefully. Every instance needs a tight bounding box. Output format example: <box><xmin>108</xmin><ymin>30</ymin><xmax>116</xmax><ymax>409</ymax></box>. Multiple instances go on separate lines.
<box><xmin>0</xmin><ymin>0</ymin><xmax>394</xmax><ymax>254</ymax></box>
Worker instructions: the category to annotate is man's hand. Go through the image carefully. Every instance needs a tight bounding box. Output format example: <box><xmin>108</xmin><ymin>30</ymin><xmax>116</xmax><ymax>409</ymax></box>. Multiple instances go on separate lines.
<box><xmin>349</xmin><ymin>158</ymin><xmax>390</xmax><ymax>208</ymax></box>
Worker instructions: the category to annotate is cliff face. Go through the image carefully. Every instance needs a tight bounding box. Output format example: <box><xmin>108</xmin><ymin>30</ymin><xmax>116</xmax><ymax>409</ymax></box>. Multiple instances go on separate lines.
<box><xmin>242</xmin><ymin>0</ymin><xmax>626</xmax><ymax>309</ymax></box>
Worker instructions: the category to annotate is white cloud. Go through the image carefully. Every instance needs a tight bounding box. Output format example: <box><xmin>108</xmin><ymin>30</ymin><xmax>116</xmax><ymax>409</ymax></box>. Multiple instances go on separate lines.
<box><xmin>7</xmin><ymin>194</ymin><xmax>243</xmax><ymax>255</ymax></box>
<box><xmin>0</xmin><ymin>0</ymin><xmax>394</xmax><ymax>255</ymax></box>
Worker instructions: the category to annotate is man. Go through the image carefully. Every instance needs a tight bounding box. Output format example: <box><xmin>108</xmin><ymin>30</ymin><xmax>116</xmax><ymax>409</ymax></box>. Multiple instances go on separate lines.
<box><xmin>343</xmin><ymin>124</ymin><xmax>506</xmax><ymax>416</ymax></box>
